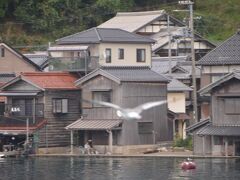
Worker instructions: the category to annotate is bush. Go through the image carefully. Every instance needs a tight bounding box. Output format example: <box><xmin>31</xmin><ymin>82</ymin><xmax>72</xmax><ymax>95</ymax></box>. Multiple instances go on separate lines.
<box><xmin>174</xmin><ymin>136</ymin><xmax>192</xmax><ymax>150</ymax></box>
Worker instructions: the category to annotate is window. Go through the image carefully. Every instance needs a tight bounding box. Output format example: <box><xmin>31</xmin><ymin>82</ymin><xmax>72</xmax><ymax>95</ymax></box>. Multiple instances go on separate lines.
<box><xmin>225</xmin><ymin>98</ymin><xmax>240</xmax><ymax>115</ymax></box>
<box><xmin>92</xmin><ymin>91</ymin><xmax>111</xmax><ymax>107</ymax></box>
<box><xmin>105</xmin><ymin>48</ymin><xmax>111</xmax><ymax>63</ymax></box>
<box><xmin>118</xmin><ymin>48</ymin><xmax>124</xmax><ymax>59</ymax></box>
<box><xmin>214</xmin><ymin>136</ymin><xmax>223</xmax><ymax>145</ymax></box>
<box><xmin>136</xmin><ymin>49</ymin><xmax>146</xmax><ymax>62</ymax></box>
<box><xmin>138</xmin><ymin>122</ymin><xmax>153</xmax><ymax>134</ymax></box>
<box><xmin>0</xmin><ymin>48</ymin><xmax>5</xmax><ymax>57</ymax></box>
<box><xmin>12</xmin><ymin>99</ymin><xmax>33</xmax><ymax>116</ymax></box>
<box><xmin>53</xmin><ymin>99</ymin><xmax>68</xmax><ymax>113</ymax></box>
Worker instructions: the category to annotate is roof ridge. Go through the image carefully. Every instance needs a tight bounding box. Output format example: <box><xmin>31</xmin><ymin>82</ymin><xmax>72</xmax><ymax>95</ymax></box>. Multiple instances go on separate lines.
<box><xmin>116</xmin><ymin>10</ymin><xmax>165</xmax><ymax>17</ymax></box>
<box><xmin>21</xmin><ymin>72</ymin><xmax>72</xmax><ymax>76</ymax></box>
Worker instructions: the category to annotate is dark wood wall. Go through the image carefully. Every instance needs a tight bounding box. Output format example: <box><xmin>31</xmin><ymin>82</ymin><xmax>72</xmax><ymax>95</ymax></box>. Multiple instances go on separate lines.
<box><xmin>81</xmin><ymin>75</ymin><xmax>170</xmax><ymax>145</ymax></box>
<box><xmin>120</xmin><ymin>82</ymin><xmax>169</xmax><ymax>145</ymax></box>
<box><xmin>212</xmin><ymin>79</ymin><xmax>240</xmax><ymax>125</ymax></box>
<box><xmin>38</xmin><ymin>90</ymin><xmax>81</xmax><ymax>147</ymax></box>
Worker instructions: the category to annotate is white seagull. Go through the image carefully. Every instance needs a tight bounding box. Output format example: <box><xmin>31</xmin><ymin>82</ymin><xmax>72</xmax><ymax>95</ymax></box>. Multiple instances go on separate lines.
<box><xmin>89</xmin><ymin>100</ymin><xmax>167</xmax><ymax>120</ymax></box>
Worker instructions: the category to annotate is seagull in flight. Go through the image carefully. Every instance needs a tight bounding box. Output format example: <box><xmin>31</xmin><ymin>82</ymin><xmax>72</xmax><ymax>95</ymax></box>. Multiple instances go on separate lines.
<box><xmin>89</xmin><ymin>100</ymin><xmax>167</xmax><ymax>120</ymax></box>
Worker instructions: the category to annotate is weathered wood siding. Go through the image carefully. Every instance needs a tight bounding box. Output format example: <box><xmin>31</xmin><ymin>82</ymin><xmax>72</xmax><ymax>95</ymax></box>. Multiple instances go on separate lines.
<box><xmin>81</xmin><ymin>76</ymin><xmax>170</xmax><ymax>145</ymax></box>
<box><xmin>212</xmin><ymin>79</ymin><xmax>240</xmax><ymax>125</ymax></box>
<box><xmin>81</xmin><ymin>76</ymin><xmax>120</xmax><ymax>120</ymax></box>
<box><xmin>120</xmin><ymin>82</ymin><xmax>169</xmax><ymax>145</ymax></box>
<box><xmin>38</xmin><ymin>90</ymin><xmax>81</xmax><ymax>147</ymax></box>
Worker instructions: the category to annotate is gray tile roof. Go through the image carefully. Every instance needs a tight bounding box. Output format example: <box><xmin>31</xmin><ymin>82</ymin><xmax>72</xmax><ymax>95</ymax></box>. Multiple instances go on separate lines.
<box><xmin>186</xmin><ymin>118</ymin><xmax>210</xmax><ymax>133</ymax></box>
<box><xmin>151</xmin><ymin>56</ymin><xmax>201</xmax><ymax>79</ymax></box>
<box><xmin>75</xmin><ymin>66</ymin><xmax>169</xmax><ymax>86</ymax></box>
<box><xmin>151</xmin><ymin>56</ymin><xmax>187</xmax><ymax>74</ymax></box>
<box><xmin>24</xmin><ymin>54</ymin><xmax>48</xmax><ymax>68</ymax></box>
<box><xmin>197</xmin><ymin>125</ymin><xmax>240</xmax><ymax>136</ymax></box>
<box><xmin>198</xmin><ymin>31</ymin><xmax>240</xmax><ymax>65</ymax></box>
<box><xmin>167</xmin><ymin>78</ymin><xmax>192</xmax><ymax>92</ymax></box>
<box><xmin>199</xmin><ymin>70</ymin><xmax>240</xmax><ymax>95</ymax></box>
<box><xmin>56</xmin><ymin>28</ymin><xmax>155</xmax><ymax>44</ymax></box>
<box><xmin>65</xmin><ymin>118</ymin><xmax>122</xmax><ymax>130</ymax></box>
<box><xmin>101</xmin><ymin>66</ymin><xmax>169</xmax><ymax>82</ymax></box>
<box><xmin>0</xmin><ymin>73</ymin><xmax>16</xmax><ymax>83</ymax></box>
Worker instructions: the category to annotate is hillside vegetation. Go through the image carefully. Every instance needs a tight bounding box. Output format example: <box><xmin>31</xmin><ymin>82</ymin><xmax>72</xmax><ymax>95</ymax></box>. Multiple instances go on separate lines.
<box><xmin>0</xmin><ymin>0</ymin><xmax>239</xmax><ymax>51</ymax></box>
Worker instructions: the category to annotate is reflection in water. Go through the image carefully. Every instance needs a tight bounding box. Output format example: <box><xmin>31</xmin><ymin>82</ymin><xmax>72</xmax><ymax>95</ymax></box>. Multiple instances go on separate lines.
<box><xmin>0</xmin><ymin>157</ymin><xmax>240</xmax><ymax>179</ymax></box>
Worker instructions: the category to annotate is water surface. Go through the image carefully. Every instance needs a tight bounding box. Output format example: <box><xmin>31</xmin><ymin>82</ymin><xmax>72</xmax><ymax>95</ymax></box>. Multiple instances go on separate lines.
<box><xmin>0</xmin><ymin>157</ymin><xmax>240</xmax><ymax>180</ymax></box>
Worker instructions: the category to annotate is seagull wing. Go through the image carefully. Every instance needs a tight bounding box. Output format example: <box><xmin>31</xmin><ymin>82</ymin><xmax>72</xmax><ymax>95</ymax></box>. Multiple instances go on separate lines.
<box><xmin>91</xmin><ymin>100</ymin><xmax>122</xmax><ymax>110</ymax></box>
<box><xmin>133</xmin><ymin>100</ymin><xmax>167</xmax><ymax>113</ymax></box>
<box><xmin>83</xmin><ymin>99</ymin><xmax>122</xmax><ymax>110</ymax></box>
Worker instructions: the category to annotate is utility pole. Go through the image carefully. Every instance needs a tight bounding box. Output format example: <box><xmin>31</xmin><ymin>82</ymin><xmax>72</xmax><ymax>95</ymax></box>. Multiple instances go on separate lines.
<box><xmin>167</xmin><ymin>15</ymin><xmax>172</xmax><ymax>75</ymax></box>
<box><xmin>178</xmin><ymin>0</ymin><xmax>198</xmax><ymax>123</ymax></box>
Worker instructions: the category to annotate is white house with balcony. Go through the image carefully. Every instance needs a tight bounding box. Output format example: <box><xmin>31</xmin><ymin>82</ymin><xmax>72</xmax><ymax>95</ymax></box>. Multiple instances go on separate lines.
<box><xmin>47</xmin><ymin>27</ymin><xmax>155</xmax><ymax>74</ymax></box>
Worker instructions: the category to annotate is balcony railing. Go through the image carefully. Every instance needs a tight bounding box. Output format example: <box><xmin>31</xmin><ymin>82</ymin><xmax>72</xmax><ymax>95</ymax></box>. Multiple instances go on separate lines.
<box><xmin>48</xmin><ymin>56</ymin><xmax>99</xmax><ymax>72</ymax></box>
<box><xmin>0</xmin><ymin>103</ymin><xmax>44</xmax><ymax>126</ymax></box>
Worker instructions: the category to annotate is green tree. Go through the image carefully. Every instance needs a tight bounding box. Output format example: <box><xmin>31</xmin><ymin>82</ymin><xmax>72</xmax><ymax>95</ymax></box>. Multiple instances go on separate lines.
<box><xmin>0</xmin><ymin>0</ymin><xmax>8</xmax><ymax>18</ymax></box>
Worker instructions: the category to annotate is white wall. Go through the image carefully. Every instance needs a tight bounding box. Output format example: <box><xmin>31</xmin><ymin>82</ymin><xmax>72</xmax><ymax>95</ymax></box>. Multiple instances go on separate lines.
<box><xmin>99</xmin><ymin>43</ymin><xmax>151</xmax><ymax>67</ymax></box>
<box><xmin>167</xmin><ymin>92</ymin><xmax>186</xmax><ymax>113</ymax></box>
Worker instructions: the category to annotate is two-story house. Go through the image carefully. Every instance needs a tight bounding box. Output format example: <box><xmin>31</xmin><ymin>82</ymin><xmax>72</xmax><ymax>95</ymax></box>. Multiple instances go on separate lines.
<box><xmin>48</xmin><ymin>27</ymin><xmax>155</xmax><ymax>73</ymax></box>
<box><xmin>187</xmin><ymin>70</ymin><xmax>240</xmax><ymax>156</ymax></box>
<box><xmin>66</xmin><ymin>67</ymin><xmax>170</xmax><ymax>154</ymax></box>
<box><xmin>197</xmin><ymin>31</ymin><xmax>240</xmax><ymax>119</ymax></box>
<box><xmin>0</xmin><ymin>72</ymin><xmax>81</xmax><ymax>153</ymax></box>
<box><xmin>98</xmin><ymin>10</ymin><xmax>215</xmax><ymax>60</ymax></box>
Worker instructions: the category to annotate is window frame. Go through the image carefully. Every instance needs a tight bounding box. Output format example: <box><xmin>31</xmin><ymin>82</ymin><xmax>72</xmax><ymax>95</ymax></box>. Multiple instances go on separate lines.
<box><xmin>52</xmin><ymin>98</ymin><xmax>68</xmax><ymax>114</ymax></box>
<box><xmin>136</xmin><ymin>49</ymin><xmax>146</xmax><ymax>62</ymax></box>
<box><xmin>118</xmin><ymin>48</ymin><xmax>124</xmax><ymax>60</ymax></box>
<box><xmin>138</xmin><ymin>122</ymin><xmax>153</xmax><ymax>134</ymax></box>
<box><xmin>92</xmin><ymin>91</ymin><xmax>111</xmax><ymax>107</ymax></box>
<box><xmin>224</xmin><ymin>98</ymin><xmax>240</xmax><ymax>115</ymax></box>
<box><xmin>105</xmin><ymin>48</ymin><xmax>111</xmax><ymax>63</ymax></box>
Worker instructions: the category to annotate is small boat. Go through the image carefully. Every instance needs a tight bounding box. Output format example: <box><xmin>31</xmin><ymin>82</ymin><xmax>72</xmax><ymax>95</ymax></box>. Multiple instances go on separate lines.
<box><xmin>181</xmin><ymin>158</ymin><xmax>196</xmax><ymax>170</ymax></box>
<box><xmin>0</xmin><ymin>154</ymin><xmax>6</xmax><ymax>158</ymax></box>
<box><xmin>1</xmin><ymin>145</ymin><xmax>21</xmax><ymax>158</ymax></box>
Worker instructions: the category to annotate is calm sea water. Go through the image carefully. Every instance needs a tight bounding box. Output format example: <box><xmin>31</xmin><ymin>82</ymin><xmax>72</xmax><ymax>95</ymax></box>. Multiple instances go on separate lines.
<box><xmin>0</xmin><ymin>157</ymin><xmax>240</xmax><ymax>180</ymax></box>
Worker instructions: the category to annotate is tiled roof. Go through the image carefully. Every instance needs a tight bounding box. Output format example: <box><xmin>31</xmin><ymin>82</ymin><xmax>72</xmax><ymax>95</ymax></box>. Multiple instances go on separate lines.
<box><xmin>151</xmin><ymin>56</ymin><xmax>188</xmax><ymax>74</ymax></box>
<box><xmin>198</xmin><ymin>31</ymin><xmax>240</xmax><ymax>65</ymax></box>
<box><xmin>66</xmin><ymin>119</ymin><xmax>122</xmax><ymax>130</ymax></box>
<box><xmin>0</xmin><ymin>73</ymin><xmax>16</xmax><ymax>83</ymax></box>
<box><xmin>197</xmin><ymin>125</ymin><xmax>240</xmax><ymax>136</ymax></box>
<box><xmin>76</xmin><ymin>67</ymin><xmax>169</xmax><ymax>85</ymax></box>
<box><xmin>21</xmin><ymin>72</ymin><xmax>79</xmax><ymax>90</ymax></box>
<box><xmin>167</xmin><ymin>78</ymin><xmax>192</xmax><ymax>92</ymax></box>
<box><xmin>186</xmin><ymin>118</ymin><xmax>210</xmax><ymax>133</ymax></box>
<box><xmin>98</xmin><ymin>10</ymin><xmax>166</xmax><ymax>32</ymax></box>
<box><xmin>102</xmin><ymin>66</ymin><xmax>169</xmax><ymax>82</ymax></box>
<box><xmin>24</xmin><ymin>54</ymin><xmax>48</xmax><ymax>68</ymax></box>
<box><xmin>199</xmin><ymin>70</ymin><xmax>240</xmax><ymax>95</ymax></box>
<box><xmin>57</xmin><ymin>28</ymin><xmax>155</xmax><ymax>44</ymax></box>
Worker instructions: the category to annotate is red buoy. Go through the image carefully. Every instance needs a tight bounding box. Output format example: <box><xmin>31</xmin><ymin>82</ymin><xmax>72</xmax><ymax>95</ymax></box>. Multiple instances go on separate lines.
<box><xmin>181</xmin><ymin>158</ymin><xmax>196</xmax><ymax>170</ymax></box>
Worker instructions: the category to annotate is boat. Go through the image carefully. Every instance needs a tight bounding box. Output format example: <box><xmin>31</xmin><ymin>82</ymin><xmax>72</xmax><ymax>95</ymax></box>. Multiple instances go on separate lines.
<box><xmin>0</xmin><ymin>144</ymin><xmax>22</xmax><ymax>158</ymax></box>
<box><xmin>181</xmin><ymin>158</ymin><xmax>196</xmax><ymax>170</ymax></box>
